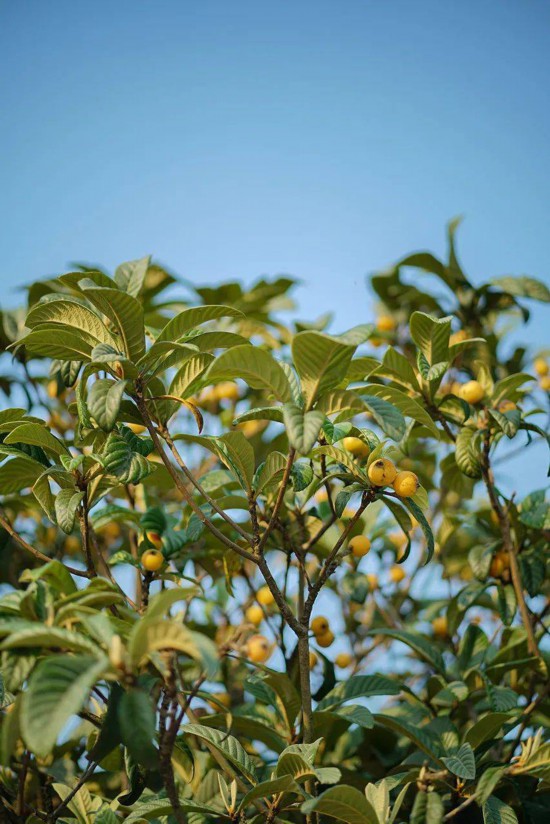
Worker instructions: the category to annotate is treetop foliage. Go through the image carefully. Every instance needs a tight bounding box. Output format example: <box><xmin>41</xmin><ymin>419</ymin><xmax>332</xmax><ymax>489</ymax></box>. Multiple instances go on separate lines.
<box><xmin>0</xmin><ymin>221</ymin><xmax>549</xmax><ymax>823</ymax></box>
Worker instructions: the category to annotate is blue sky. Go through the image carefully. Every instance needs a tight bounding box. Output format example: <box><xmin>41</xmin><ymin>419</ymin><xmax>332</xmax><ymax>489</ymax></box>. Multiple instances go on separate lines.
<box><xmin>1</xmin><ymin>0</ymin><xmax>549</xmax><ymax>488</ymax></box>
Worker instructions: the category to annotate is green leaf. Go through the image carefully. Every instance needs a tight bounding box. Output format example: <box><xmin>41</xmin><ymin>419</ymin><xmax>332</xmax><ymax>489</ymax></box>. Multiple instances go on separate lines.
<box><xmin>464</xmin><ymin>713</ymin><xmax>510</xmax><ymax>750</ymax></box>
<box><xmin>21</xmin><ymin>654</ymin><xmax>107</xmax><ymax>758</ymax></box>
<box><xmin>175</xmin><ymin>431</ymin><xmax>254</xmax><ymax>491</ymax></box>
<box><xmin>400</xmin><ymin>497</ymin><xmax>435</xmax><ymax>563</ymax></box>
<box><xmin>374</xmin><ymin>714</ymin><xmax>443</xmax><ymax>761</ymax></box>
<box><xmin>410</xmin><ymin>312</ymin><xmax>452</xmax><ymax>365</ymax></box>
<box><xmin>442</xmin><ymin>742</ymin><xmax>476</xmax><ymax>780</ymax></box>
<box><xmin>362</xmin><ymin>395</ymin><xmax>406</xmax><ymax>440</ymax></box>
<box><xmin>476</xmin><ymin>767</ymin><xmax>507</xmax><ymax>805</ymax></box>
<box><xmin>455</xmin><ymin>427</ymin><xmax>482</xmax><ymax>478</ymax></box>
<box><xmin>157</xmin><ymin>304</ymin><xmax>244</xmax><ymax>341</ymax></box>
<box><xmin>490</xmin><ymin>276</ymin><xmax>550</xmax><ymax>303</ymax></box>
<box><xmin>365</xmin><ymin>628</ymin><xmax>445</xmax><ymax>673</ymax></box>
<box><xmin>15</xmin><ymin>329</ymin><xmax>95</xmax><ymax>360</ymax></box>
<box><xmin>254</xmin><ymin>451</ymin><xmax>288</xmax><ymax>494</ymax></box>
<box><xmin>80</xmin><ymin>286</ymin><xmax>145</xmax><ymax>361</ymax></box>
<box><xmin>180</xmin><ymin>723</ymin><xmax>257</xmax><ymax>782</ymax></box>
<box><xmin>54</xmin><ymin>489</ymin><xmax>83</xmax><ymax>533</ymax></box>
<box><xmin>362</xmin><ymin>385</ymin><xmax>441</xmax><ymax>439</ymax></box>
<box><xmin>239</xmin><ymin>775</ymin><xmax>302</xmax><ymax>811</ymax></box>
<box><xmin>5</xmin><ymin>423</ymin><xmax>69</xmax><ymax>456</ymax></box>
<box><xmin>292</xmin><ymin>331</ymin><xmax>355</xmax><ymax>407</ymax></box>
<box><xmin>118</xmin><ymin>688</ymin><xmax>158</xmax><ymax>769</ymax></box>
<box><xmin>88</xmin><ymin>378</ymin><xmax>127</xmax><ymax>431</ymax></box>
<box><xmin>123</xmin><ymin>796</ymin><xmax>224</xmax><ymax>822</ymax></box>
<box><xmin>372</xmin><ymin>346</ymin><xmax>420</xmax><ymax>392</ymax></box>
<box><xmin>301</xmin><ymin>785</ymin><xmax>379</xmax><ymax>823</ymax></box>
<box><xmin>483</xmin><ymin>796</ymin><xmax>519</xmax><ymax>824</ymax></box>
<box><xmin>25</xmin><ymin>299</ymin><xmax>116</xmax><ymax>346</ymax></box>
<box><xmin>488</xmin><ymin>408</ymin><xmax>521</xmax><ymax>439</ymax></box>
<box><xmin>114</xmin><ymin>256</ymin><xmax>150</xmax><ymax>297</ymax></box>
<box><xmin>167</xmin><ymin>352</ymin><xmax>214</xmax><ymax>398</ymax></box>
<box><xmin>317</xmin><ymin>674</ymin><xmax>401</xmax><ymax>710</ymax></box>
<box><xmin>282</xmin><ymin>403</ymin><xmax>324</xmax><ymax>454</ymax></box>
<box><xmin>204</xmin><ymin>345</ymin><xmax>291</xmax><ymax>402</ymax></box>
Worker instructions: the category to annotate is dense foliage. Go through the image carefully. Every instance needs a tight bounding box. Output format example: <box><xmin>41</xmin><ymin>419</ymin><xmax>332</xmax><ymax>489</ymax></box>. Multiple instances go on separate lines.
<box><xmin>0</xmin><ymin>223</ymin><xmax>549</xmax><ymax>823</ymax></box>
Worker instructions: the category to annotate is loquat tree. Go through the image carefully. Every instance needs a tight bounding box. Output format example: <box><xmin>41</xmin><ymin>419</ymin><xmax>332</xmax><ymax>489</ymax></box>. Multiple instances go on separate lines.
<box><xmin>0</xmin><ymin>222</ymin><xmax>548</xmax><ymax>823</ymax></box>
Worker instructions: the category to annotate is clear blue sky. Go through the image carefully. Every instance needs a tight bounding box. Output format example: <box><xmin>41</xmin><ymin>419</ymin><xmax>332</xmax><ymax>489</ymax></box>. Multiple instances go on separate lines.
<box><xmin>1</xmin><ymin>0</ymin><xmax>549</xmax><ymax>488</ymax></box>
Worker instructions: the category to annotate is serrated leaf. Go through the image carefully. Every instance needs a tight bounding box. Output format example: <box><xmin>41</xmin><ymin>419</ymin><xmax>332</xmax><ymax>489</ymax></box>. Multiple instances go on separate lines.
<box><xmin>21</xmin><ymin>654</ymin><xmax>107</xmax><ymax>758</ymax></box>
<box><xmin>282</xmin><ymin>403</ymin><xmax>324</xmax><ymax>454</ymax></box>
<box><xmin>54</xmin><ymin>489</ymin><xmax>84</xmax><ymax>533</ymax></box>
<box><xmin>88</xmin><ymin>379</ymin><xmax>127</xmax><ymax>431</ymax></box>
<box><xmin>292</xmin><ymin>331</ymin><xmax>356</xmax><ymax>407</ymax></box>
<box><xmin>180</xmin><ymin>723</ymin><xmax>257</xmax><ymax>782</ymax></box>
<box><xmin>114</xmin><ymin>256</ymin><xmax>150</xmax><ymax>297</ymax></box>
<box><xmin>442</xmin><ymin>742</ymin><xmax>476</xmax><ymax>779</ymax></box>
<box><xmin>301</xmin><ymin>785</ymin><xmax>379</xmax><ymax>824</ymax></box>
<box><xmin>205</xmin><ymin>345</ymin><xmax>291</xmax><ymax>402</ymax></box>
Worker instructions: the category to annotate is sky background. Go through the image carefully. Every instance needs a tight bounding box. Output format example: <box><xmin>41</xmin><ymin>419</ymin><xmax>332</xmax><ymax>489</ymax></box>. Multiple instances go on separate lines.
<box><xmin>1</xmin><ymin>0</ymin><xmax>549</xmax><ymax>490</ymax></box>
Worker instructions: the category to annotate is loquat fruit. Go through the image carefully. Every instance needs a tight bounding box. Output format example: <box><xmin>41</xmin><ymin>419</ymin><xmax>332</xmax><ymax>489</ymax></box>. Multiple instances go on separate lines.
<box><xmin>534</xmin><ymin>357</ymin><xmax>549</xmax><ymax>377</ymax></box>
<box><xmin>349</xmin><ymin>535</ymin><xmax>371</xmax><ymax>558</ymax></box>
<box><xmin>311</xmin><ymin>616</ymin><xmax>330</xmax><ymax>635</ymax></box>
<box><xmin>392</xmin><ymin>470</ymin><xmax>419</xmax><ymax>498</ymax></box>
<box><xmin>368</xmin><ymin>458</ymin><xmax>397</xmax><ymax>487</ymax></box>
<box><xmin>141</xmin><ymin>549</ymin><xmax>164</xmax><ymax>572</ymax></box>
<box><xmin>335</xmin><ymin>652</ymin><xmax>353</xmax><ymax>668</ymax></box>
<box><xmin>376</xmin><ymin>315</ymin><xmax>396</xmax><ymax>332</ymax></box>
<box><xmin>315</xmin><ymin>630</ymin><xmax>335</xmax><ymax>648</ymax></box>
<box><xmin>247</xmin><ymin>634</ymin><xmax>272</xmax><ymax>663</ymax></box>
<box><xmin>257</xmin><ymin>586</ymin><xmax>275</xmax><ymax>606</ymax></box>
<box><xmin>389</xmin><ymin>565</ymin><xmax>406</xmax><ymax>584</ymax></box>
<box><xmin>342</xmin><ymin>436</ymin><xmax>370</xmax><ymax>459</ymax></box>
<box><xmin>245</xmin><ymin>604</ymin><xmax>264</xmax><ymax>626</ymax></box>
<box><xmin>459</xmin><ymin>380</ymin><xmax>485</xmax><ymax>404</ymax></box>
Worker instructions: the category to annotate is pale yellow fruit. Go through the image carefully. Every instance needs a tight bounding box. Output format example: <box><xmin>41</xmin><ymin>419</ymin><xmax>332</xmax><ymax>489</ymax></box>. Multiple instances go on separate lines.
<box><xmin>127</xmin><ymin>422</ymin><xmax>146</xmax><ymax>434</ymax></box>
<box><xmin>309</xmin><ymin>652</ymin><xmax>318</xmax><ymax>669</ymax></box>
<box><xmin>141</xmin><ymin>549</ymin><xmax>164</xmax><ymax>572</ymax></box>
<box><xmin>342</xmin><ymin>436</ymin><xmax>370</xmax><ymax>459</ymax></box>
<box><xmin>534</xmin><ymin>357</ymin><xmax>549</xmax><ymax>377</ymax></box>
<box><xmin>432</xmin><ymin>616</ymin><xmax>448</xmax><ymax>638</ymax></box>
<box><xmin>315</xmin><ymin>487</ymin><xmax>329</xmax><ymax>503</ymax></box>
<box><xmin>245</xmin><ymin>604</ymin><xmax>264</xmax><ymax>625</ymax></box>
<box><xmin>376</xmin><ymin>315</ymin><xmax>396</xmax><ymax>332</ymax></box>
<box><xmin>389</xmin><ymin>565</ymin><xmax>406</xmax><ymax>584</ymax></box>
<box><xmin>349</xmin><ymin>535</ymin><xmax>371</xmax><ymax>558</ymax></box>
<box><xmin>367</xmin><ymin>573</ymin><xmax>379</xmax><ymax>590</ymax></box>
<box><xmin>368</xmin><ymin>458</ymin><xmax>397</xmax><ymax>487</ymax></box>
<box><xmin>208</xmin><ymin>692</ymin><xmax>231</xmax><ymax>710</ymax></box>
<box><xmin>311</xmin><ymin>616</ymin><xmax>330</xmax><ymax>635</ymax></box>
<box><xmin>392</xmin><ymin>470</ymin><xmax>419</xmax><ymax>498</ymax></box>
<box><xmin>449</xmin><ymin>329</ymin><xmax>467</xmax><ymax>346</ymax></box>
<box><xmin>459</xmin><ymin>380</ymin><xmax>485</xmax><ymax>404</ymax></box>
<box><xmin>541</xmin><ymin>376</ymin><xmax>550</xmax><ymax>391</ymax></box>
<box><xmin>257</xmin><ymin>586</ymin><xmax>275</xmax><ymax>606</ymax></box>
<box><xmin>241</xmin><ymin>420</ymin><xmax>263</xmax><ymax>437</ymax></box>
<box><xmin>497</xmin><ymin>399</ymin><xmax>517</xmax><ymax>413</ymax></box>
<box><xmin>247</xmin><ymin>634</ymin><xmax>272</xmax><ymax>663</ymax></box>
<box><xmin>370</xmin><ymin>336</ymin><xmax>383</xmax><ymax>347</ymax></box>
<box><xmin>216</xmin><ymin>381</ymin><xmax>240</xmax><ymax>402</ymax></box>
<box><xmin>315</xmin><ymin>630</ymin><xmax>335</xmax><ymax>648</ymax></box>
<box><xmin>335</xmin><ymin>652</ymin><xmax>353</xmax><ymax>668</ymax></box>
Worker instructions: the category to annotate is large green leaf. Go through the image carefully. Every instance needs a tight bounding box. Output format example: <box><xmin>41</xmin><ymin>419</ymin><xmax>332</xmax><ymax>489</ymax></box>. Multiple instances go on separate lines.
<box><xmin>175</xmin><ymin>432</ymin><xmax>255</xmax><ymax>491</ymax></box>
<box><xmin>301</xmin><ymin>785</ymin><xmax>379</xmax><ymax>824</ymax></box>
<box><xmin>455</xmin><ymin>427</ymin><xmax>482</xmax><ymax>478</ymax></box>
<box><xmin>371</xmin><ymin>346</ymin><xmax>420</xmax><ymax>392</ymax></box>
<box><xmin>483</xmin><ymin>796</ymin><xmax>519</xmax><ymax>824</ymax></box>
<box><xmin>114</xmin><ymin>256</ymin><xmax>150</xmax><ymax>297</ymax></box>
<box><xmin>21</xmin><ymin>654</ymin><xmax>107</xmax><ymax>758</ymax></box>
<box><xmin>25</xmin><ymin>299</ymin><xmax>116</xmax><ymax>346</ymax></box>
<box><xmin>442</xmin><ymin>742</ymin><xmax>476</xmax><ymax>780</ymax></box>
<box><xmin>5</xmin><ymin>423</ymin><xmax>70</xmax><ymax>456</ymax></box>
<box><xmin>317</xmin><ymin>674</ymin><xmax>401</xmax><ymax>710</ymax></box>
<box><xmin>204</xmin><ymin>345</ymin><xmax>291</xmax><ymax>402</ymax></box>
<box><xmin>292</xmin><ymin>331</ymin><xmax>355</xmax><ymax>407</ymax></box>
<box><xmin>365</xmin><ymin>628</ymin><xmax>445</xmax><ymax>673</ymax></box>
<box><xmin>282</xmin><ymin>404</ymin><xmax>324</xmax><ymax>454</ymax></box>
<box><xmin>124</xmin><ymin>797</ymin><xmax>226</xmax><ymax>823</ymax></box>
<box><xmin>409</xmin><ymin>312</ymin><xmax>452</xmax><ymax>367</ymax></box>
<box><xmin>490</xmin><ymin>276</ymin><xmax>550</xmax><ymax>303</ymax></box>
<box><xmin>88</xmin><ymin>378</ymin><xmax>127</xmax><ymax>431</ymax></box>
<box><xmin>54</xmin><ymin>488</ymin><xmax>84</xmax><ymax>533</ymax></box>
<box><xmin>118</xmin><ymin>688</ymin><xmax>158</xmax><ymax>769</ymax></box>
<box><xmin>156</xmin><ymin>304</ymin><xmax>244</xmax><ymax>342</ymax></box>
<box><xmin>180</xmin><ymin>723</ymin><xmax>257</xmax><ymax>782</ymax></box>
<box><xmin>80</xmin><ymin>286</ymin><xmax>145</xmax><ymax>361</ymax></box>
<box><xmin>361</xmin><ymin>385</ymin><xmax>441</xmax><ymax>439</ymax></box>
